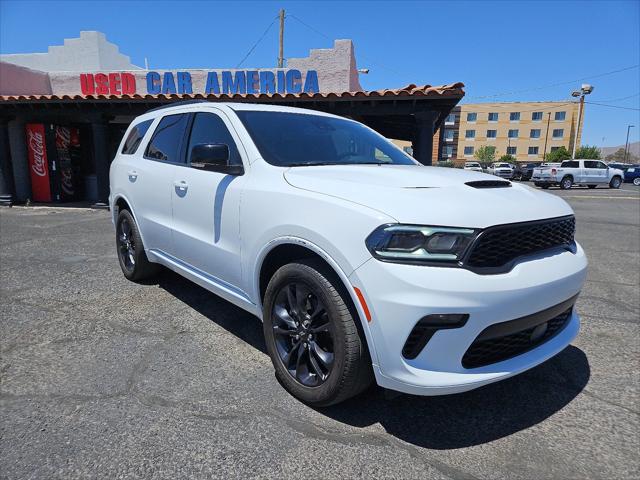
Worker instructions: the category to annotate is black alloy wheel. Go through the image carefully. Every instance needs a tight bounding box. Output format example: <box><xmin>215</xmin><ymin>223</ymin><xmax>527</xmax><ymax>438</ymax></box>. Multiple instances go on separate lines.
<box><xmin>117</xmin><ymin>216</ymin><xmax>136</xmax><ymax>273</ymax></box>
<box><xmin>115</xmin><ymin>209</ymin><xmax>159</xmax><ymax>282</ymax></box>
<box><xmin>272</xmin><ymin>282</ymin><xmax>334</xmax><ymax>386</ymax></box>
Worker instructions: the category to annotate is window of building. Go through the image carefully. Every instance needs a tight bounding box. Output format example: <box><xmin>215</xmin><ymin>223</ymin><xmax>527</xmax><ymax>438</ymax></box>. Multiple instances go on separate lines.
<box><xmin>508</xmin><ymin>129</ymin><xmax>519</xmax><ymax>138</ymax></box>
<box><xmin>528</xmin><ymin>146</ymin><xmax>539</xmax><ymax>155</ymax></box>
<box><xmin>552</xmin><ymin>128</ymin><xmax>564</xmax><ymax>139</ymax></box>
<box><xmin>530</xmin><ymin>129</ymin><xmax>541</xmax><ymax>138</ymax></box>
<box><xmin>466</xmin><ymin>112</ymin><xmax>477</xmax><ymax>122</ymax></box>
<box><xmin>486</xmin><ymin>129</ymin><xmax>497</xmax><ymax>138</ymax></box>
<box><xmin>555</xmin><ymin>111</ymin><xmax>566</xmax><ymax>121</ymax></box>
<box><xmin>463</xmin><ymin>146</ymin><xmax>474</xmax><ymax>155</ymax></box>
<box><xmin>532</xmin><ymin>112</ymin><xmax>543</xmax><ymax>121</ymax></box>
<box><xmin>509</xmin><ymin>112</ymin><xmax>520</xmax><ymax>121</ymax></box>
<box><xmin>445</xmin><ymin>114</ymin><xmax>456</xmax><ymax>124</ymax></box>
<box><xmin>187</xmin><ymin>112</ymin><xmax>242</xmax><ymax>165</ymax></box>
<box><xmin>145</xmin><ymin>114</ymin><xmax>190</xmax><ymax>163</ymax></box>
<box><xmin>488</xmin><ymin>112</ymin><xmax>499</xmax><ymax>122</ymax></box>
<box><xmin>507</xmin><ymin>146</ymin><xmax>517</xmax><ymax>155</ymax></box>
<box><xmin>550</xmin><ymin>146</ymin><xmax>560</xmax><ymax>152</ymax></box>
<box><xmin>444</xmin><ymin>129</ymin><xmax>455</xmax><ymax>141</ymax></box>
<box><xmin>442</xmin><ymin>145</ymin><xmax>454</xmax><ymax>158</ymax></box>
<box><xmin>122</xmin><ymin>119</ymin><xmax>153</xmax><ymax>155</ymax></box>
<box><xmin>465</xmin><ymin>129</ymin><xmax>476</xmax><ymax>139</ymax></box>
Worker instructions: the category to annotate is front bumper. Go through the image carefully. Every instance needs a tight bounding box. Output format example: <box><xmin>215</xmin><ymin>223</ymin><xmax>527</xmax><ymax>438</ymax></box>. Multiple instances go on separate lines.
<box><xmin>349</xmin><ymin>242</ymin><xmax>587</xmax><ymax>395</ymax></box>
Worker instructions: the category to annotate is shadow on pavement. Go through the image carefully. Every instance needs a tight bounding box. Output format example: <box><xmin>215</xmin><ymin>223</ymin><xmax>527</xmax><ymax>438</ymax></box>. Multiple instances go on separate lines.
<box><xmin>156</xmin><ymin>268</ymin><xmax>590</xmax><ymax>450</ymax></box>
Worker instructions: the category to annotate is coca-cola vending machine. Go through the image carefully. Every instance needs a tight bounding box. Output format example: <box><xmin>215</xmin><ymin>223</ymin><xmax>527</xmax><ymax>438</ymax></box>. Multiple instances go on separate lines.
<box><xmin>25</xmin><ymin>123</ymin><xmax>83</xmax><ymax>202</ymax></box>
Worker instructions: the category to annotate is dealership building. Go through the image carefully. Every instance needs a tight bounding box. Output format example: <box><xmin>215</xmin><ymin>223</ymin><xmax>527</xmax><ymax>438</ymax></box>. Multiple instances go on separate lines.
<box><xmin>0</xmin><ymin>31</ymin><xmax>464</xmax><ymax>205</ymax></box>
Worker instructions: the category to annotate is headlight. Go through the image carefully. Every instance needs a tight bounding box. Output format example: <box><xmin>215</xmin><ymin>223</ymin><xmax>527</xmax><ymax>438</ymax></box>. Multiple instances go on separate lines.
<box><xmin>365</xmin><ymin>224</ymin><xmax>477</xmax><ymax>265</ymax></box>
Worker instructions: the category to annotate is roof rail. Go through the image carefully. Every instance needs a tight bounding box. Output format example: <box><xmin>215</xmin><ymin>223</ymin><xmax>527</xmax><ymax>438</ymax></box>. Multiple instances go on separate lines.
<box><xmin>146</xmin><ymin>99</ymin><xmax>211</xmax><ymax>113</ymax></box>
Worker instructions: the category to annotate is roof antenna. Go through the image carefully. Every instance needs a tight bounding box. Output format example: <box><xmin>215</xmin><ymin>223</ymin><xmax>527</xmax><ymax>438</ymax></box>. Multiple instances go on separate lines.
<box><xmin>144</xmin><ymin>57</ymin><xmax>149</xmax><ymax>70</ymax></box>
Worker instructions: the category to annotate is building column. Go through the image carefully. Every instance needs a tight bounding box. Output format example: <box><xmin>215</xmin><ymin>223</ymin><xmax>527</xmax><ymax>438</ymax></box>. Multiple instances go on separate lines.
<box><xmin>412</xmin><ymin>111</ymin><xmax>437</xmax><ymax>166</ymax></box>
<box><xmin>0</xmin><ymin>120</ymin><xmax>15</xmax><ymax>205</ymax></box>
<box><xmin>91</xmin><ymin>121</ymin><xmax>110</xmax><ymax>204</ymax></box>
<box><xmin>7</xmin><ymin>119</ymin><xmax>30</xmax><ymax>202</ymax></box>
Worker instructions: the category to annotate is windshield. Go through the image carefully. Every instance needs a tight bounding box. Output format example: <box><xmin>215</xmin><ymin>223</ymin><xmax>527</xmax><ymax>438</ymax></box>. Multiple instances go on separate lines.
<box><xmin>466</xmin><ymin>162</ymin><xmax>480</xmax><ymax>167</ymax></box>
<box><xmin>235</xmin><ymin>110</ymin><xmax>417</xmax><ymax>167</ymax></box>
<box><xmin>496</xmin><ymin>163</ymin><xmax>511</xmax><ymax>168</ymax></box>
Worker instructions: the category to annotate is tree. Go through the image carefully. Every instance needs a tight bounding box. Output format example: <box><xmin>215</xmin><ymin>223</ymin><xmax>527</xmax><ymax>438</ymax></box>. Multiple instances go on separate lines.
<box><xmin>575</xmin><ymin>145</ymin><xmax>601</xmax><ymax>159</ymax></box>
<box><xmin>499</xmin><ymin>154</ymin><xmax>516</xmax><ymax>163</ymax></box>
<box><xmin>605</xmin><ymin>148</ymin><xmax>640</xmax><ymax>163</ymax></box>
<box><xmin>544</xmin><ymin>146</ymin><xmax>572</xmax><ymax>162</ymax></box>
<box><xmin>474</xmin><ymin>145</ymin><xmax>496</xmax><ymax>165</ymax></box>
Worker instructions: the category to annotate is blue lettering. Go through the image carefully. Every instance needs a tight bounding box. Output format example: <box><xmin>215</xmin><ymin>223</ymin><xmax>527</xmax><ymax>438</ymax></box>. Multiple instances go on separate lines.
<box><xmin>205</xmin><ymin>72</ymin><xmax>220</xmax><ymax>94</ymax></box>
<box><xmin>277</xmin><ymin>71</ymin><xmax>286</xmax><ymax>94</ymax></box>
<box><xmin>222</xmin><ymin>71</ymin><xmax>246</xmax><ymax>95</ymax></box>
<box><xmin>176</xmin><ymin>72</ymin><xmax>192</xmax><ymax>94</ymax></box>
<box><xmin>162</xmin><ymin>72</ymin><xmax>176</xmax><ymax>94</ymax></box>
<box><xmin>286</xmin><ymin>70</ymin><xmax>302</xmax><ymax>94</ymax></box>
<box><xmin>260</xmin><ymin>71</ymin><xmax>276</xmax><ymax>94</ymax></box>
<box><xmin>246</xmin><ymin>71</ymin><xmax>259</xmax><ymax>94</ymax></box>
<box><xmin>146</xmin><ymin>71</ymin><xmax>161</xmax><ymax>94</ymax></box>
<box><xmin>303</xmin><ymin>70</ymin><xmax>319</xmax><ymax>94</ymax></box>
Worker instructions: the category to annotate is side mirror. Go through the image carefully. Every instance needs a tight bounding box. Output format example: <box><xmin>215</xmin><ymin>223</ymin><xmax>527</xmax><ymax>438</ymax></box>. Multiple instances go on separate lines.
<box><xmin>190</xmin><ymin>143</ymin><xmax>244</xmax><ymax>175</ymax></box>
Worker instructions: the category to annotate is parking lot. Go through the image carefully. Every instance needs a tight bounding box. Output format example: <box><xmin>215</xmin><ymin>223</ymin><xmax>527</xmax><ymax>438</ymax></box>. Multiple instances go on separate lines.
<box><xmin>1</xmin><ymin>184</ymin><xmax>639</xmax><ymax>479</ymax></box>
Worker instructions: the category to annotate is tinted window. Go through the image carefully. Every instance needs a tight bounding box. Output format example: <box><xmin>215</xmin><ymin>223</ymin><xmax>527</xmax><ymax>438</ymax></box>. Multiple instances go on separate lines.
<box><xmin>530</xmin><ymin>129</ymin><xmax>541</xmax><ymax>138</ymax></box>
<box><xmin>488</xmin><ymin>113</ymin><xmax>498</xmax><ymax>121</ymax></box>
<box><xmin>555</xmin><ymin>111</ymin><xmax>566</xmax><ymax>121</ymax></box>
<box><xmin>532</xmin><ymin>112</ymin><xmax>543</xmax><ymax>121</ymax></box>
<box><xmin>187</xmin><ymin>113</ymin><xmax>242</xmax><ymax>165</ymax></box>
<box><xmin>236</xmin><ymin>111</ymin><xmax>416</xmax><ymax>167</ymax></box>
<box><xmin>486</xmin><ymin>130</ymin><xmax>497</xmax><ymax>138</ymax></box>
<box><xmin>561</xmin><ymin>161</ymin><xmax>579</xmax><ymax>168</ymax></box>
<box><xmin>552</xmin><ymin>128</ymin><xmax>564</xmax><ymax>138</ymax></box>
<box><xmin>467</xmin><ymin>112</ymin><xmax>477</xmax><ymax>122</ymax></box>
<box><xmin>145</xmin><ymin>114</ymin><xmax>189</xmax><ymax>163</ymax></box>
<box><xmin>584</xmin><ymin>161</ymin><xmax>599</xmax><ymax>168</ymax></box>
<box><xmin>510</xmin><ymin>112</ymin><xmax>520</xmax><ymax>121</ymax></box>
<box><xmin>596</xmin><ymin>161</ymin><xmax>608</xmax><ymax>169</ymax></box>
<box><xmin>465</xmin><ymin>129</ymin><xmax>476</xmax><ymax>138</ymax></box>
<box><xmin>122</xmin><ymin>119</ymin><xmax>153</xmax><ymax>155</ymax></box>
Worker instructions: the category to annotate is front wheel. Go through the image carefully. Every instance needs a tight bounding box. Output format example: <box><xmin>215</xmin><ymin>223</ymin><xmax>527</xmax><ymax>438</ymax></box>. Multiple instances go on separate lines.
<box><xmin>115</xmin><ymin>209</ymin><xmax>159</xmax><ymax>282</ymax></box>
<box><xmin>262</xmin><ymin>260</ymin><xmax>372</xmax><ymax>406</ymax></box>
<box><xmin>634</xmin><ymin>177</ymin><xmax>640</xmax><ymax>186</ymax></box>
<box><xmin>609</xmin><ymin>176</ymin><xmax>622</xmax><ymax>189</ymax></box>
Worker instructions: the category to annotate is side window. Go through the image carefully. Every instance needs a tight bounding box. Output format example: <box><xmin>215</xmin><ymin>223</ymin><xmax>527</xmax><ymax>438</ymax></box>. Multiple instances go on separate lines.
<box><xmin>584</xmin><ymin>161</ymin><xmax>598</xmax><ymax>168</ymax></box>
<box><xmin>145</xmin><ymin>114</ymin><xmax>189</xmax><ymax>163</ymax></box>
<box><xmin>561</xmin><ymin>161</ymin><xmax>579</xmax><ymax>168</ymax></box>
<box><xmin>187</xmin><ymin>112</ymin><xmax>242</xmax><ymax>166</ymax></box>
<box><xmin>597</xmin><ymin>161</ymin><xmax>608</xmax><ymax>169</ymax></box>
<box><xmin>122</xmin><ymin>119</ymin><xmax>153</xmax><ymax>155</ymax></box>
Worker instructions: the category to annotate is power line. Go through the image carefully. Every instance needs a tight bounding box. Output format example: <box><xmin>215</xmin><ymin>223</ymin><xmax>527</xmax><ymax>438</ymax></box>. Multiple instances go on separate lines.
<box><xmin>235</xmin><ymin>16</ymin><xmax>279</xmax><ymax>69</ymax></box>
<box><xmin>584</xmin><ymin>101</ymin><xmax>640</xmax><ymax>111</ymax></box>
<box><xmin>466</xmin><ymin>64</ymin><xmax>640</xmax><ymax>100</ymax></box>
<box><xmin>593</xmin><ymin>92</ymin><xmax>640</xmax><ymax>103</ymax></box>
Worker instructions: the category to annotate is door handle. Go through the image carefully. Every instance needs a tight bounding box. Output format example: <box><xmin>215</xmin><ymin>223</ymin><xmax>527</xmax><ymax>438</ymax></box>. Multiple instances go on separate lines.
<box><xmin>127</xmin><ymin>170</ymin><xmax>138</xmax><ymax>181</ymax></box>
<box><xmin>173</xmin><ymin>180</ymin><xmax>189</xmax><ymax>192</ymax></box>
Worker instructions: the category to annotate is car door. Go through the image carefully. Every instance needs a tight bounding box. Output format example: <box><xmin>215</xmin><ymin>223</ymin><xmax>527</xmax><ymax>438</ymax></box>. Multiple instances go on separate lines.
<box><xmin>170</xmin><ymin>110</ymin><xmax>247</xmax><ymax>290</ymax></box>
<box><xmin>126</xmin><ymin>113</ymin><xmax>189</xmax><ymax>254</ymax></box>
<box><xmin>595</xmin><ymin>161</ymin><xmax>609</xmax><ymax>183</ymax></box>
<box><xmin>582</xmin><ymin>160</ymin><xmax>600</xmax><ymax>183</ymax></box>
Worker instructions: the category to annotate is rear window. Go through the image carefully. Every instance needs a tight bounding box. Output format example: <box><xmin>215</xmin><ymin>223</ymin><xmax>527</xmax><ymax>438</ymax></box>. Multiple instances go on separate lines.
<box><xmin>561</xmin><ymin>161</ymin><xmax>579</xmax><ymax>168</ymax></box>
<box><xmin>121</xmin><ymin>119</ymin><xmax>153</xmax><ymax>155</ymax></box>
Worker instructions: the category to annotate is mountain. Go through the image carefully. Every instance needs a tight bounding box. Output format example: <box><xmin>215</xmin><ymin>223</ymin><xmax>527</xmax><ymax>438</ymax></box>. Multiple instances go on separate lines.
<box><xmin>600</xmin><ymin>141</ymin><xmax>639</xmax><ymax>159</ymax></box>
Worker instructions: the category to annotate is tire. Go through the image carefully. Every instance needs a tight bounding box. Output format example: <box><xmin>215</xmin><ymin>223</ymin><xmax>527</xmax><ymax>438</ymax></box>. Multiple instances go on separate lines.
<box><xmin>634</xmin><ymin>177</ymin><xmax>640</xmax><ymax>186</ymax></box>
<box><xmin>609</xmin><ymin>176</ymin><xmax>622</xmax><ymax>189</ymax></box>
<box><xmin>587</xmin><ymin>185</ymin><xmax>597</xmax><ymax>189</ymax></box>
<box><xmin>115</xmin><ymin>209</ymin><xmax>159</xmax><ymax>282</ymax></box>
<box><xmin>560</xmin><ymin>176</ymin><xmax>573</xmax><ymax>190</ymax></box>
<box><xmin>262</xmin><ymin>259</ymin><xmax>373</xmax><ymax>406</ymax></box>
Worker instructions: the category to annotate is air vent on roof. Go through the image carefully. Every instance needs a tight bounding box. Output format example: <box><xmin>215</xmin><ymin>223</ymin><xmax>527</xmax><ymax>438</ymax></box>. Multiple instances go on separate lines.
<box><xmin>465</xmin><ymin>180</ymin><xmax>512</xmax><ymax>189</ymax></box>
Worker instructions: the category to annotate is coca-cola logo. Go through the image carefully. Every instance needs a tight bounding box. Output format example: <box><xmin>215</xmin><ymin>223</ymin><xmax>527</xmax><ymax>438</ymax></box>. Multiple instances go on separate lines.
<box><xmin>56</xmin><ymin>126</ymin><xmax>71</xmax><ymax>150</ymax></box>
<box><xmin>28</xmin><ymin>130</ymin><xmax>47</xmax><ymax>177</ymax></box>
<box><xmin>61</xmin><ymin>168</ymin><xmax>75</xmax><ymax>196</ymax></box>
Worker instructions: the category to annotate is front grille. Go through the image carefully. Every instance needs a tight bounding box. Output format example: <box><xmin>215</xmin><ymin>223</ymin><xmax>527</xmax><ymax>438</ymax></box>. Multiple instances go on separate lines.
<box><xmin>462</xmin><ymin>307</ymin><xmax>573</xmax><ymax>369</ymax></box>
<box><xmin>465</xmin><ymin>216</ymin><xmax>575</xmax><ymax>270</ymax></box>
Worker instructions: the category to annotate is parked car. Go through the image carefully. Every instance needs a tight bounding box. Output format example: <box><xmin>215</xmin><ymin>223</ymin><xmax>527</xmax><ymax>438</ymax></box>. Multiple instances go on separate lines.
<box><xmin>487</xmin><ymin>162</ymin><xmax>514</xmax><ymax>179</ymax></box>
<box><xmin>110</xmin><ymin>102</ymin><xmax>587</xmax><ymax>406</ymax></box>
<box><xmin>464</xmin><ymin>161</ymin><xmax>483</xmax><ymax>172</ymax></box>
<box><xmin>532</xmin><ymin>159</ymin><xmax>624</xmax><ymax>189</ymax></box>
<box><xmin>517</xmin><ymin>163</ymin><xmax>539</xmax><ymax>181</ymax></box>
<box><xmin>607</xmin><ymin>162</ymin><xmax>633</xmax><ymax>172</ymax></box>
<box><xmin>623</xmin><ymin>164</ymin><xmax>640</xmax><ymax>185</ymax></box>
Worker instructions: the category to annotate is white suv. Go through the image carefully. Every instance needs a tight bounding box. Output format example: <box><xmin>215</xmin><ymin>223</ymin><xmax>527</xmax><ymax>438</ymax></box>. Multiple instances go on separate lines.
<box><xmin>110</xmin><ymin>102</ymin><xmax>588</xmax><ymax>406</ymax></box>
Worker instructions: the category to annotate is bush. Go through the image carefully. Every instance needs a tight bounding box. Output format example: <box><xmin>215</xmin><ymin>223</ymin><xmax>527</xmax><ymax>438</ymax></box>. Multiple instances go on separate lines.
<box><xmin>544</xmin><ymin>146</ymin><xmax>572</xmax><ymax>162</ymax></box>
<box><xmin>499</xmin><ymin>154</ymin><xmax>516</xmax><ymax>163</ymax></box>
<box><xmin>437</xmin><ymin>161</ymin><xmax>457</xmax><ymax>168</ymax></box>
<box><xmin>474</xmin><ymin>145</ymin><xmax>496</xmax><ymax>163</ymax></box>
<box><xmin>575</xmin><ymin>145</ymin><xmax>601</xmax><ymax>159</ymax></box>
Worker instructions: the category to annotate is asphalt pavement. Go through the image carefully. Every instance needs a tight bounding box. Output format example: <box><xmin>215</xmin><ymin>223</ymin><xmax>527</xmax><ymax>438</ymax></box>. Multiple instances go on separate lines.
<box><xmin>1</xmin><ymin>183</ymin><xmax>639</xmax><ymax>479</ymax></box>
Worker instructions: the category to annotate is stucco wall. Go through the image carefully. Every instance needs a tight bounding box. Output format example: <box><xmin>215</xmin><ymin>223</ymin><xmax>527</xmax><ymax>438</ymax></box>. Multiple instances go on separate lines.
<box><xmin>0</xmin><ymin>62</ymin><xmax>52</xmax><ymax>95</ymax></box>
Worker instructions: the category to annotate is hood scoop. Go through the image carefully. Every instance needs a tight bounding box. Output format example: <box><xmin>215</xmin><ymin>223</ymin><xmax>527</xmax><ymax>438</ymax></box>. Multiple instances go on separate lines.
<box><xmin>465</xmin><ymin>180</ymin><xmax>511</xmax><ymax>189</ymax></box>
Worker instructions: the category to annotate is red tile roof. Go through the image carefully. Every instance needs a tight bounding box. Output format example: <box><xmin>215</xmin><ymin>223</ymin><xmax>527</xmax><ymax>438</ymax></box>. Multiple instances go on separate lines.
<box><xmin>0</xmin><ymin>83</ymin><xmax>464</xmax><ymax>102</ymax></box>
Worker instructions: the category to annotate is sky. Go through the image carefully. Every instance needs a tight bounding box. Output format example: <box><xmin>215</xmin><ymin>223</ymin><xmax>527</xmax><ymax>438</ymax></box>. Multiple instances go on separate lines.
<box><xmin>1</xmin><ymin>0</ymin><xmax>639</xmax><ymax>147</ymax></box>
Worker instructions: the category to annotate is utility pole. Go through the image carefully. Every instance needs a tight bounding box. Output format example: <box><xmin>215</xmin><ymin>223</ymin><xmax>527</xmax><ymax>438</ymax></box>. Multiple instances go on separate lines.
<box><xmin>278</xmin><ymin>9</ymin><xmax>285</xmax><ymax>68</ymax></box>
<box><xmin>572</xmin><ymin>95</ymin><xmax>584</xmax><ymax>159</ymax></box>
<box><xmin>543</xmin><ymin>112</ymin><xmax>551</xmax><ymax>160</ymax></box>
<box><xmin>624</xmin><ymin>125</ymin><xmax>635</xmax><ymax>163</ymax></box>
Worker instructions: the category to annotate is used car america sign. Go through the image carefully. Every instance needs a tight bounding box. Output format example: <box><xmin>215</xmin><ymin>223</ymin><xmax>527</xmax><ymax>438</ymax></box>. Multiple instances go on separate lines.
<box><xmin>79</xmin><ymin>69</ymin><xmax>320</xmax><ymax>96</ymax></box>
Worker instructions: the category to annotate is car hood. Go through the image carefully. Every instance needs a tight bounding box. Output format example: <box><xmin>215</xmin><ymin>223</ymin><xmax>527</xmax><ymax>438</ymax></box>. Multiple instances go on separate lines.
<box><xmin>283</xmin><ymin>165</ymin><xmax>573</xmax><ymax>228</ymax></box>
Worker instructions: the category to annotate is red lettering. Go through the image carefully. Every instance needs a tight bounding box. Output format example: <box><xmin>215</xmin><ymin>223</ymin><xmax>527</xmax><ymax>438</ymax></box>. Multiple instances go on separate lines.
<box><xmin>80</xmin><ymin>74</ymin><xmax>95</xmax><ymax>95</ymax></box>
<box><xmin>95</xmin><ymin>73</ymin><xmax>109</xmax><ymax>95</ymax></box>
<box><xmin>121</xmin><ymin>73</ymin><xmax>136</xmax><ymax>95</ymax></box>
<box><xmin>108</xmin><ymin>73</ymin><xmax>121</xmax><ymax>95</ymax></box>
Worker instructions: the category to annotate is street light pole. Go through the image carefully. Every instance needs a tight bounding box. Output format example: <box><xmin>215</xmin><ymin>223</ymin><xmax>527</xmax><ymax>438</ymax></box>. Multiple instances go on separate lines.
<box><xmin>543</xmin><ymin>112</ymin><xmax>551</xmax><ymax>160</ymax></box>
<box><xmin>571</xmin><ymin>84</ymin><xmax>593</xmax><ymax>158</ymax></box>
<box><xmin>624</xmin><ymin>125</ymin><xmax>635</xmax><ymax>163</ymax></box>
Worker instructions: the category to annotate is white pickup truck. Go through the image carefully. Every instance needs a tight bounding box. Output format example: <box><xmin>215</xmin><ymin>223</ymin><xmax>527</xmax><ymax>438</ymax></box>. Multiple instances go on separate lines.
<box><xmin>532</xmin><ymin>159</ymin><xmax>624</xmax><ymax>190</ymax></box>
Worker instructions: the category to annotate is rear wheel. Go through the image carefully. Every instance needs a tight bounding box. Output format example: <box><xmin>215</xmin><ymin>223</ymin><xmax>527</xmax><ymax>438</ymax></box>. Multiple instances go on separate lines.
<box><xmin>588</xmin><ymin>185</ymin><xmax>597</xmax><ymax>189</ymax></box>
<box><xmin>263</xmin><ymin>259</ymin><xmax>372</xmax><ymax>406</ymax></box>
<box><xmin>560</xmin><ymin>176</ymin><xmax>573</xmax><ymax>190</ymax></box>
<box><xmin>609</xmin><ymin>176</ymin><xmax>622</xmax><ymax>189</ymax></box>
<box><xmin>115</xmin><ymin>209</ymin><xmax>159</xmax><ymax>282</ymax></box>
